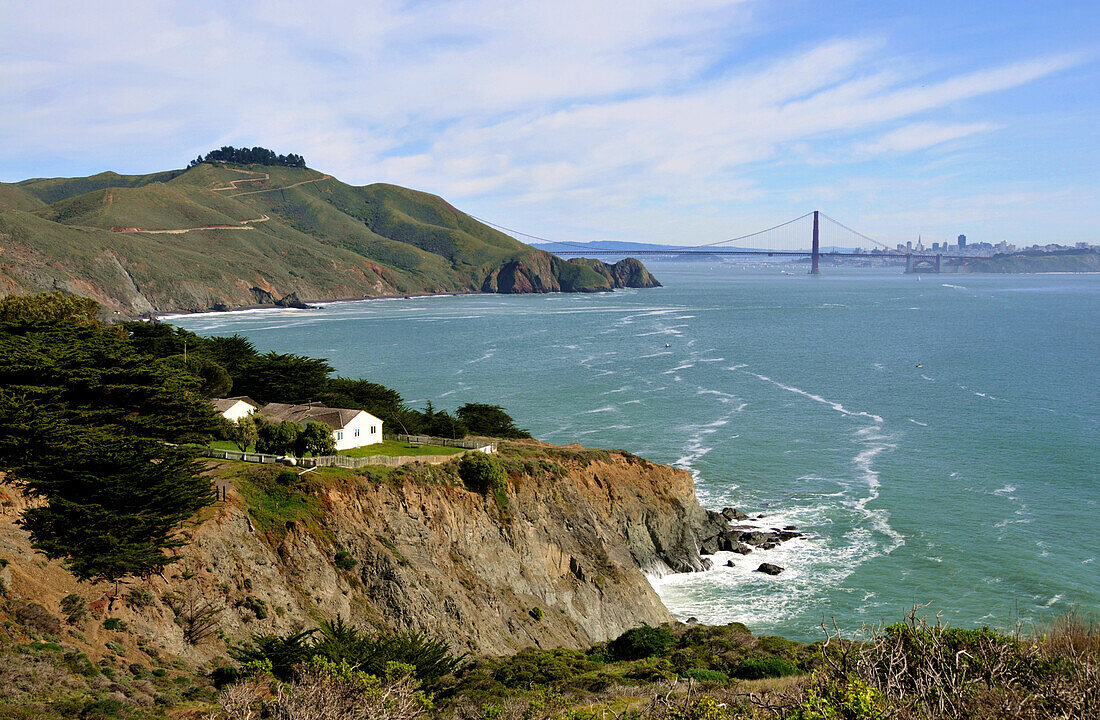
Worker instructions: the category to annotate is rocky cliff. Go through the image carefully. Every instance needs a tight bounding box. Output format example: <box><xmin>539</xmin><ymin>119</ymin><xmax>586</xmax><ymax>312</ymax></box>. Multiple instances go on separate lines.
<box><xmin>0</xmin><ymin>442</ymin><xmax>722</xmax><ymax>669</ymax></box>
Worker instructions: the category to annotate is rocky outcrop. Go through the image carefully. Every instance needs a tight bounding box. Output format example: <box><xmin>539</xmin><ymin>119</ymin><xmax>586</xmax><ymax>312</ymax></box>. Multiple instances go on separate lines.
<box><xmin>0</xmin><ymin>443</ymin><xmax>719</xmax><ymax>664</ymax></box>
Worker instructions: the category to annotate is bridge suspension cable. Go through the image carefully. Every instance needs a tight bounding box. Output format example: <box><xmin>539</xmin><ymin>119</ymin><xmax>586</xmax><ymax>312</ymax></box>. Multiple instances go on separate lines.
<box><xmin>818</xmin><ymin>212</ymin><xmax>892</xmax><ymax>250</ymax></box>
<box><xmin>471</xmin><ymin>210</ymin><xmax>898</xmax><ymax>256</ymax></box>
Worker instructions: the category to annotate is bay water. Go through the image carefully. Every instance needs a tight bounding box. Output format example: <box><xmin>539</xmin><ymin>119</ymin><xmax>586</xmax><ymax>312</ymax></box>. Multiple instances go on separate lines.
<box><xmin>169</xmin><ymin>264</ymin><xmax>1099</xmax><ymax>640</ymax></box>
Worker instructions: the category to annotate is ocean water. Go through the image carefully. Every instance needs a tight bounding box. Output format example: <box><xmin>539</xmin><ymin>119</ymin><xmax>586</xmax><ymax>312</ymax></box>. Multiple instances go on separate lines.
<box><xmin>169</xmin><ymin>264</ymin><xmax>1100</xmax><ymax>640</ymax></box>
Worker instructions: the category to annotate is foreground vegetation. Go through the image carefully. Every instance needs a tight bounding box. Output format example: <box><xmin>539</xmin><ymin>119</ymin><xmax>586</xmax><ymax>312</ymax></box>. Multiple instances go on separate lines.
<box><xmin>0</xmin><ymin>600</ymin><xmax>1095</xmax><ymax>720</ymax></box>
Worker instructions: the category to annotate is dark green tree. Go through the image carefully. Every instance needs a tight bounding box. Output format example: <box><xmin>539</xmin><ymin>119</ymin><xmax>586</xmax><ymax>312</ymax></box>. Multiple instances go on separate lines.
<box><xmin>233</xmin><ymin>351</ymin><xmax>333</xmax><ymax>404</ymax></box>
<box><xmin>0</xmin><ymin>297</ymin><xmax>219</xmax><ymax>583</ymax></box>
<box><xmin>321</xmin><ymin>377</ymin><xmax>407</xmax><ymax>428</ymax></box>
<box><xmin>230</xmin><ymin>415</ymin><xmax>259</xmax><ymax>452</ymax></box>
<box><xmin>458</xmin><ymin>452</ymin><xmax>507</xmax><ymax>494</ymax></box>
<box><xmin>296</xmin><ymin>422</ymin><xmax>336</xmax><ymax>457</ymax></box>
<box><xmin>456</xmin><ymin>403</ymin><xmax>530</xmax><ymax>438</ymax></box>
<box><xmin>0</xmin><ymin>291</ymin><xmax>100</xmax><ymax>326</ymax></box>
<box><xmin>256</xmin><ymin>420</ymin><xmax>301</xmax><ymax>455</ymax></box>
<box><xmin>165</xmin><ymin>354</ymin><xmax>233</xmax><ymax>398</ymax></box>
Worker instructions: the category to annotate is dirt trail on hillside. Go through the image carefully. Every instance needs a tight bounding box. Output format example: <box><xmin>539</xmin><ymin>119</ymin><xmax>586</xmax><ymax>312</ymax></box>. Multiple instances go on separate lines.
<box><xmin>109</xmin><ymin>214</ymin><xmax>270</xmax><ymax>234</ymax></box>
<box><xmin>108</xmin><ymin>165</ymin><xmax>329</xmax><ymax>234</ymax></box>
<box><xmin>225</xmin><ymin>172</ymin><xmax>331</xmax><ymax>197</ymax></box>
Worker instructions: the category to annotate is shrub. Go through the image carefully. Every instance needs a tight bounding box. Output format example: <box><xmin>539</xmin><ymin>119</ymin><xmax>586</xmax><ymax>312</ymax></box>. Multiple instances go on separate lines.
<box><xmin>103</xmin><ymin>617</ymin><xmax>127</xmax><ymax>631</ymax></box>
<box><xmin>458</xmin><ymin>453</ymin><xmax>507</xmax><ymax>494</ymax></box>
<box><xmin>732</xmin><ymin>655</ymin><xmax>798</xmax><ymax>679</ymax></box>
<box><xmin>529</xmin><ymin>606</ymin><xmax>544</xmax><ymax>622</ymax></box>
<box><xmin>59</xmin><ymin>594</ymin><xmax>87</xmax><ymax>624</ymax></box>
<box><xmin>334</xmin><ymin>550</ymin><xmax>359</xmax><ymax>570</ymax></box>
<box><xmin>609</xmin><ymin>625</ymin><xmax>675</xmax><ymax>661</ymax></box>
<box><xmin>681</xmin><ymin>667</ymin><xmax>730</xmax><ymax>684</ymax></box>
<box><xmin>125</xmin><ymin>587</ymin><xmax>155</xmax><ymax>609</ymax></box>
<box><xmin>313</xmin><ymin>617</ymin><xmax>465</xmax><ymax>685</ymax></box>
<box><xmin>238</xmin><ymin>595</ymin><xmax>268</xmax><ymax>620</ymax></box>
<box><xmin>276</xmin><ymin>469</ymin><xmax>298</xmax><ymax>485</ymax></box>
<box><xmin>230</xmin><ymin>629</ymin><xmax>316</xmax><ymax>681</ymax></box>
<box><xmin>62</xmin><ymin>650</ymin><xmax>99</xmax><ymax>677</ymax></box>
<box><xmin>12</xmin><ymin>601</ymin><xmax>61</xmax><ymax>636</ymax></box>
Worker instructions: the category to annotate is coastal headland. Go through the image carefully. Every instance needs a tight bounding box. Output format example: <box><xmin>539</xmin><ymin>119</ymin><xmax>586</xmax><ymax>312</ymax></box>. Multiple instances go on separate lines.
<box><xmin>0</xmin><ymin>440</ymin><xmax>799</xmax><ymax>661</ymax></box>
<box><xmin>0</xmin><ymin>155</ymin><xmax>660</xmax><ymax>318</ymax></box>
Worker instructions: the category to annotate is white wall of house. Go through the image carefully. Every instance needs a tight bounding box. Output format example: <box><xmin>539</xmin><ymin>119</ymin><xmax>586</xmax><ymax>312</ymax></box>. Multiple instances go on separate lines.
<box><xmin>221</xmin><ymin>400</ymin><xmax>256</xmax><ymax>423</ymax></box>
<box><xmin>332</xmin><ymin>411</ymin><xmax>383</xmax><ymax>451</ymax></box>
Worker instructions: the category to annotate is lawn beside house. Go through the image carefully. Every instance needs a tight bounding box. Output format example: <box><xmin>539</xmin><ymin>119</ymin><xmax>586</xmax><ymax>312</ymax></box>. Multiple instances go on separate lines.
<box><xmin>338</xmin><ymin>440</ymin><xmax>465</xmax><ymax>458</ymax></box>
<box><xmin>208</xmin><ymin>439</ymin><xmax>463</xmax><ymax>458</ymax></box>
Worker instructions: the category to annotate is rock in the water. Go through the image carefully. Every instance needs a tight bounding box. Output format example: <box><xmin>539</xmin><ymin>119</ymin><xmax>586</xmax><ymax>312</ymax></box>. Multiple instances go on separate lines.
<box><xmin>721</xmin><ymin>507</ymin><xmax>749</xmax><ymax>521</ymax></box>
<box><xmin>779</xmin><ymin>531</ymin><xmax>803</xmax><ymax>541</ymax></box>
<box><xmin>717</xmin><ymin>530</ymin><xmax>745</xmax><ymax>551</ymax></box>
<box><xmin>761</xmin><ymin>542</ymin><xmax>779</xmax><ymax>550</ymax></box>
<box><xmin>700</xmin><ymin>558</ymin><xmax>713</xmax><ymax>571</ymax></box>
<box><xmin>732</xmin><ymin>543</ymin><xmax>753</xmax><ymax>555</ymax></box>
<box><xmin>725</xmin><ymin>560</ymin><xmax>736</xmax><ymax>567</ymax></box>
<box><xmin>784</xmin><ymin>525</ymin><xmax>797</xmax><ymax>531</ymax></box>
<box><xmin>755</xmin><ymin>563</ymin><xmax>784</xmax><ymax>575</ymax></box>
<box><xmin>742</xmin><ymin>531</ymin><xmax>778</xmax><ymax>546</ymax></box>
<box><xmin>700</xmin><ymin>537</ymin><xmax>719</xmax><ymax>555</ymax></box>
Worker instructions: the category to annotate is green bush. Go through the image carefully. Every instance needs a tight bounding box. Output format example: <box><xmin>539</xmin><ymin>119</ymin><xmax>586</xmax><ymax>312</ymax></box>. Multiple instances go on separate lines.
<box><xmin>239</xmin><ymin>595</ymin><xmax>268</xmax><ymax>620</ymax></box>
<box><xmin>625</xmin><ymin>658</ymin><xmax>678</xmax><ymax>682</ymax></box>
<box><xmin>230</xmin><ymin>629</ymin><xmax>317</xmax><ymax>681</ymax></box>
<box><xmin>731</xmin><ymin>655</ymin><xmax>799</xmax><ymax>679</ymax></box>
<box><xmin>529</xmin><ymin>606</ymin><xmax>544</xmax><ymax>621</ymax></box>
<box><xmin>681</xmin><ymin>667</ymin><xmax>730</xmax><ymax>684</ymax></box>
<box><xmin>59</xmin><ymin>594</ymin><xmax>87</xmax><ymax>625</ymax></box>
<box><xmin>609</xmin><ymin>625</ymin><xmax>675</xmax><ymax>661</ymax></box>
<box><xmin>103</xmin><ymin>617</ymin><xmax>126</xmax><ymax>631</ymax></box>
<box><xmin>312</xmin><ymin>617</ymin><xmax>465</xmax><ymax>685</ymax></box>
<box><xmin>125</xmin><ymin>587</ymin><xmax>155</xmax><ymax>609</ymax></box>
<box><xmin>334</xmin><ymin>550</ymin><xmax>359</xmax><ymax>570</ymax></box>
<box><xmin>458</xmin><ymin>453</ymin><xmax>507</xmax><ymax>494</ymax></box>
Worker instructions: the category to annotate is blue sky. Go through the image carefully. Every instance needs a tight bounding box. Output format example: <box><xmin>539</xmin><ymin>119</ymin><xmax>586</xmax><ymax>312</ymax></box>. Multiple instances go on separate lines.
<box><xmin>2</xmin><ymin>0</ymin><xmax>1097</xmax><ymax>247</ymax></box>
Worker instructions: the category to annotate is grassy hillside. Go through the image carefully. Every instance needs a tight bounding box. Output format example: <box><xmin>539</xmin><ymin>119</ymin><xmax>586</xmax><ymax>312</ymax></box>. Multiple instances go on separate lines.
<box><xmin>0</xmin><ymin>161</ymin><xmax>658</xmax><ymax>315</ymax></box>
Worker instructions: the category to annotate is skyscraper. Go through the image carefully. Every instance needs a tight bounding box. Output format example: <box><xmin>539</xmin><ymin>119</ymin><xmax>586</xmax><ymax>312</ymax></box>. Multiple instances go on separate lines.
<box><xmin>958</xmin><ymin>234</ymin><xmax>967</xmax><ymax>248</ymax></box>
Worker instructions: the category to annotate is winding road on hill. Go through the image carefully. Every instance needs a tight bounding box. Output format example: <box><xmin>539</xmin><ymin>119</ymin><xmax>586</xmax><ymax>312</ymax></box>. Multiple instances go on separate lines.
<box><xmin>108</xmin><ymin>166</ymin><xmax>330</xmax><ymax>234</ymax></box>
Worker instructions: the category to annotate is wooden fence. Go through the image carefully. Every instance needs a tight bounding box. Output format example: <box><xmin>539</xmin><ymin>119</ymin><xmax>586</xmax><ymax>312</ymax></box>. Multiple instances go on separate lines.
<box><xmin>385</xmin><ymin>434</ymin><xmax>494</xmax><ymax>450</ymax></box>
<box><xmin>203</xmin><ymin>436</ymin><xmax>495</xmax><ymax>469</ymax></box>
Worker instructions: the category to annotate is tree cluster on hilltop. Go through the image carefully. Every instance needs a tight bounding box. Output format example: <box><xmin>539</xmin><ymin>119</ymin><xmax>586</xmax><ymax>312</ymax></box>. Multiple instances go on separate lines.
<box><xmin>188</xmin><ymin>145</ymin><xmax>305</xmax><ymax>168</ymax></box>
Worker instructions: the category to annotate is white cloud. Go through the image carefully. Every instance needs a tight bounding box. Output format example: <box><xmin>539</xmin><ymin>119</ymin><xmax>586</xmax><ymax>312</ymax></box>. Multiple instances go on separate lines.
<box><xmin>0</xmin><ymin>1</ymin><xmax>1090</xmax><ymax>244</ymax></box>
<box><xmin>857</xmin><ymin>122</ymin><xmax>1000</xmax><ymax>155</ymax></box>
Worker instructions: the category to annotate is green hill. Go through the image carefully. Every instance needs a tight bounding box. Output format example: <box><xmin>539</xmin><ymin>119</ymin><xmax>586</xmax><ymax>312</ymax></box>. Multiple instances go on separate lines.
<box><xmin>0</xmin><ymin>159</ymin><xmax>658</xmax><ymax>316</ymax></box>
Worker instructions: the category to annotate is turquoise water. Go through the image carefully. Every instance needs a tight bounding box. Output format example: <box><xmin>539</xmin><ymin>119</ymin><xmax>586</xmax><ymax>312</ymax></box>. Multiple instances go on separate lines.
<box><xmin>169</xmin><ymin>264</ymin><xmax>1100</xmax><ymax>640</ymax></box>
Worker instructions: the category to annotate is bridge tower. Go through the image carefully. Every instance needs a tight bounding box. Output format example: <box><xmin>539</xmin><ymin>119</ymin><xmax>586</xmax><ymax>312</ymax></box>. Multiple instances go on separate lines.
<box><xmin>810</xmin><ymin>210</ymin><xmax>820</xmax><ymax>274</ymax></box>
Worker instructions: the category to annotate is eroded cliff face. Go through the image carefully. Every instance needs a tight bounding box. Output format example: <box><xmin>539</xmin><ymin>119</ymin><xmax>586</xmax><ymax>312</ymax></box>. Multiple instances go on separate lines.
<box><xmin>0</xmin><ymin>443</ymin><xmax>713</xmax><ymax>668</ymax></box>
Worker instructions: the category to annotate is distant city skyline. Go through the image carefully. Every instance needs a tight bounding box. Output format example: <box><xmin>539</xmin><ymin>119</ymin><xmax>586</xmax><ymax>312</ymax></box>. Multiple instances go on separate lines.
<box><xmin>2</xmin><ymin>1</ymin><xmax>1097</xmax><ymax>247</ymax></box>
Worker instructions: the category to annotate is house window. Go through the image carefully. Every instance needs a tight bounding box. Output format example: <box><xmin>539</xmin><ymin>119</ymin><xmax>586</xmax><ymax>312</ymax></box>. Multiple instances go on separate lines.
<box><xmin>354</xmin><ymin>428</ymin><xmax>360</xmax><ymax>437</ymax></box>
<box><xmin>336</xmin><ymin>431</ymin><xmax>343</xmax><ymax>441</ymax></box>
<box><xmin>371</xmin><ymin>426</ymin><xmax>377</xmax><ymax>434</ymax></box>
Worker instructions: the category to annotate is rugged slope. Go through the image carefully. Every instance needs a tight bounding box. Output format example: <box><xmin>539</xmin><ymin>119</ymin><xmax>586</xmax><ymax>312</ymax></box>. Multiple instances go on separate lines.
<box><xmin>0</xmin><ymin>443</ymin><xmax>716</xmax><ymax>667</ymax></box>
<box><xmin>0</xmin><ymin>162</ymin><xmax>659</xmax><ymax>316</ymax></box>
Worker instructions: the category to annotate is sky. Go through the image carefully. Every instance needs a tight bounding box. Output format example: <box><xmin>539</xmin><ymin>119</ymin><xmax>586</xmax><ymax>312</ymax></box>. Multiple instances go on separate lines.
<box><xmin>2</xmin><ymin>0</ymin><xmax>1098</xmax><ymax>248</ymax></box>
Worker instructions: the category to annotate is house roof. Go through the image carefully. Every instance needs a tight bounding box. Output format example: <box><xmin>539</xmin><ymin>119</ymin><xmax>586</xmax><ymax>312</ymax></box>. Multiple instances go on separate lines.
<box><xmin>211</xmin><ymin>396</ymin><xmax>259</xmax><ymax>413</ymax></box>
<box><xmin>259</xmin><ymin>402</ymin><xmax>380</xmax><ymax>431</ymax></box>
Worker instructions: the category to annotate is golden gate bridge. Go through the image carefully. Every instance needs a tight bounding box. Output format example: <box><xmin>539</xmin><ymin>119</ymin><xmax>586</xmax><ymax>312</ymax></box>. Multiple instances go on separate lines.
<box><xmin>475</xmin><ymin>210</ymin><xmax>945</xmax><ymax>273</ymax></box>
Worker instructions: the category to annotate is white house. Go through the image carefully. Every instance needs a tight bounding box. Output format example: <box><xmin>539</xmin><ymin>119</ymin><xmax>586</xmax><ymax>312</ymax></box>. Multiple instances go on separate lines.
<box><xmin>259</xmin><ymin>402</ymin><xmax>383</xmax><ymax>451</ymax></box>
<box><xmin>211</xmin><ymin>396</ymin><xmax>258</xmax><ymax>422</ymax></box>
